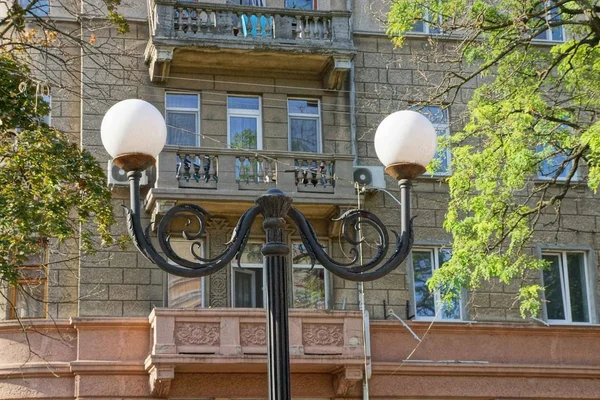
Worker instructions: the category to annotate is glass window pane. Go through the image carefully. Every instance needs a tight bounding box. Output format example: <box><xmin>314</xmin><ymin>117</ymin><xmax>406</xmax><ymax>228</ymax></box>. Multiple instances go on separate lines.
<box><xmin>230</xmin><ymin>116</ymin><xmax>258</xmax><ymax>149</ymax></box>
<box><xmin>288</xmin><ymin>99</ymin><xmax>319</xmax><ymax>115</ymax></box>
<box><xmin>166</xmin><ymin>112</ymin><xmax>197</xmax><ymax>146</ymax></box>
<box><xmin>285</xmin><ymin>0</ymin><xmax>313</xmax><ymax>9</ymax></box>
<box><xmin>239</xmin><ymin>243</ymin><xmax>264</xmax><ymax>264</ymax></box>
<box><xmin>166</xmin><ymin>93</ymin><xmax>198</xmax><ymax>109</ymax></box>
<box><xmin>412</xmin><ymin>20</ymin><xmax>425</xmax><ymax>32</ymax></box>
<box><xmin>416</xmin><ymin>106</ymin><xmax>448</xmax><ymax>125</ymax></box>
<box><xmin>412</xmin><ymin>251</ymin><xmax>435</xmax><ymax>317</ymax></box>
<box><xmin>15</xmin><ymin>282</ymin><xmax>45</xmax><ymax>318</ymax></box>
<box><xmin>22</xmin><ymin>0</ymin><xmax>49</xmax><ymax>16</ymax></box>
<box><xmin>566</xmin><ymin>253</ymin><xmax>589</xmax><ymax>323</ymax></box>
<box><xmin>235</xmin><ymin>271</ymin><xmax>254</xmax><ymax>308</ymax></box>
<box><xmin>169</xmin><ymin>275</ymin><xmax>202</xmax><ymax>308</ymax></box>
<box><xmin>290</xmin><ymin>118</ymin><xmax>319</xmax><ymax>153</ymax></box>
<box><xmin>437</xmin><ymin>249</ymin><xmax>460</xmax><ymax>319</ymax></box>
<box><xmin>292</xmin><ymin>242</ymin><xmax>328</xmax><ymax>264</ymax></box>
<box><xmin>293</xmin><ymin>268</ymin><xmax>325</xmax><ymax>309</ymax></box>
<box><xmin>543</xmin><ymin>254</ymin><xmax>565</xmax><ymax>320</ymax></box>
<box><xmin>537</xmin><ymin>145</ymin><xmax>574</xmax><ymax>180</ymax></box>
<box><xmin>435</xmin><ymin>128</ymin><xmax>450</xmax><ymax>173</ymax></box>
<box><xmin>228</xmin><ymin>96</ymin><xmax>259</xmax><ymax>110</ymax></box>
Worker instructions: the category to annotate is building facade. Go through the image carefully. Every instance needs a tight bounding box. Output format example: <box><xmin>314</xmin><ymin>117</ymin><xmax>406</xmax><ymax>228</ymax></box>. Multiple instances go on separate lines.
<box><xmin>1</xmin><ymin>0</ymin><xmax>600</xmax><ymax>398</ymax></box>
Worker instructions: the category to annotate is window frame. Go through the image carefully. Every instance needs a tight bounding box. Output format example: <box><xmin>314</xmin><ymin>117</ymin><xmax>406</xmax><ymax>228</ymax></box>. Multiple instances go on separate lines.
<box><xmin>536</xmin><ymin>145</ymin><xmax>580</xmax><ymax>182</ymax></box>
<box><xmin>287</xmin><ymin>98</ymin><xmax>322</xmax><ymax>154</ymax></box>
<box><xmin>540</xmin><ymin>249</ymin><xmax>594</xmax><ymax>325</ymax></box>
<box><xmin>410</xmin><ymin>105</ymin><xmax>452</xmax><ymax>176</ymax></box>
<box><xmin>231</xmin><ymin>241</ymin><xmax>266</xmax><ymax>308</ymax></box>
<box><xmin>227</xmin><ymin>95</ymin><xmax>263</xmax><ymax>150</ymax></box>
<box><xmin>9</xmin><ymin>243</ymin><xmax>49</xmax><ymax>320</ymax></box>
<box><xmin>164</xmin><ymin>92</ymin><xmax>201</xmax><ymax>147</ymax></box>
<box><xmin>408</xmin><ymin>246</ymin><xmax>463</xmax><ymax>321</ymax></box>
<box><xmin>532</xmin><ymin>1</ymin><xmax>565</xmax><ymax>42</ymax></box>
<box><xmin>290</xmin><ymin>240</ymin><xmax>330</xmax><ymax>310</ymax></box>
<box><xmin>410</xmin><ymin>5</ymin><xmax>443</xmax><ymax>35</ymax></box>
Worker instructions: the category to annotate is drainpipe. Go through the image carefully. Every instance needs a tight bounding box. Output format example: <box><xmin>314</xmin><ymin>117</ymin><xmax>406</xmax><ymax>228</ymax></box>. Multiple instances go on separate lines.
<box><xmin>348</xmin><ymin>0</ymin><xmax>358</xmax><ymax>167</ymax></box>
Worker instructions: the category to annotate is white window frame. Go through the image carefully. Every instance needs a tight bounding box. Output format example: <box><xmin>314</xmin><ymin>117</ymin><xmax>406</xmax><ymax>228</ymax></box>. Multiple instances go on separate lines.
<box><xmin>409</xmin><ymin>247</ymin><xmax>463</xmax><ymax>321</ymax></box>
<box><xmin>165</xmin><ymin>92</ymin><xmax>201</xmax><ymax>147</ymax></box>
<box><xmin>410</xmin><ymin>105</ymin><xmax>451</xmax><ymax>176</ymax></box>
<box><xmin>536</xmin><ymin>145</ymin><xmax>580</xmax><ymax>182</ymax></box>
<box><xmin>541</xmin><ymin>250</ymin><xmax>593</xmax><ymax>325</ymax></box>
<box><xmin>227</xmin><ymin>95</ymin><xmax>263</xmax><ymax>150</ymax></box>
<box><xmin>287</xmin><ymin>98</ymin><xmax>322</xmax><ymax>153</ymax></box>
<box><xmin>231</xmin><ymin>242</ymin><xmax>265</xmax><ymax>308</ymax></box>
<box><xmin>291</xmin><ymin>241</ymin><xmax>329</xmax><ymax>309</ymax></box>
<box><xmin>533</xmin><ymin>1</ymin><xmax>565</xmax><ymax>42</ymax></box>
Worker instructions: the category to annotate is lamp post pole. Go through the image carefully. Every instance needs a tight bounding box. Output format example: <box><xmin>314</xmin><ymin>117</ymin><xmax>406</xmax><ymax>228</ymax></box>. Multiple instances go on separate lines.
<box><xmin>101</xmin><ymin>101</ymin><xmax>438</xmax><ymax>400</ymax></box>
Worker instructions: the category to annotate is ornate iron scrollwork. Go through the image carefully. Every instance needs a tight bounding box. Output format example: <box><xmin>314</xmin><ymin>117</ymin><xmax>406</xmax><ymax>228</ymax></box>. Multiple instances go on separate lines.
<box><xmin>126</xmin><ymin>172</ymin><xmax>414</xmax><ymax>282</ymax></box>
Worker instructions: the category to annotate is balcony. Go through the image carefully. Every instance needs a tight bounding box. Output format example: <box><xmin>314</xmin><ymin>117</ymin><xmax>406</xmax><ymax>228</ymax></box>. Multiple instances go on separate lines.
<box><xmin>144</xmin><ymin>0</ymin><xmax>355</xmax><ymax>88</ymax></box>
<box><xmin>145</xmin><ymin>146</ymin><xmax>357</xmax><ymax>219</ymax></box>
<box><xmin>146</xmin><ymin>308</ymin><xmax>366</xmax><ymax>396</ymax></box>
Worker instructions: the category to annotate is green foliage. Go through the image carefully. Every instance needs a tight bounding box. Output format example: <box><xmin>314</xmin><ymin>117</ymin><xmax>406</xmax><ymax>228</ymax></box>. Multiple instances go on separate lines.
<box><xmin>388</xmin><ymin>0</ymin><xmax>600</xmax><ymax>317</ymax></box>
<box><xmin>0</xmin><ymin>55</ymin><xmax>114</xmax><ymax>284</ymax></box>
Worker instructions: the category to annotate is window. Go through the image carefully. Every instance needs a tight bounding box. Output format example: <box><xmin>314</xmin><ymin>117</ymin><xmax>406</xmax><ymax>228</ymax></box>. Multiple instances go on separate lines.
<box><xmin>232</xmin><ymin>243</ymin><xmax>265</xmax><ymax>308</ymax></box>
<box><xmin>534</xmin><ymin>1</ymin><xmax>564</xmax><ymax>42</ymax></box>
<box><xmin>228</xmin><ymin>96</ymin><xmax>262</xmax><ymax>182</ymax></box>
<box><xmin>20</xmin><ymin>0</ymin><xmax>49</xmax><ymax>17</ymax></box>
<box><xmin>291</xmin><ymin>242</ymin><xmax>328</xmax><ymax>309</ymax></box>
<box><xmin>410</xmin><ymin>105</ymin><xmax>451</xmax><ymax>175</ymax></box>
<box><xmin>168</xmin><ymin>238</ymin><xmax>206</xmax><ymax>308</ymax></box>
<box><xmin>411</xmin><ymin>5</ymin><xmax>442</xmax><ymax>34</ymax></box>
<box><xmin>9</xmin><ymin>245</ymin><xmax>48</xmax><ymax>319</ymax></box>
<box><xmin>285</xmin><ymin>0</ymin><xmax>316</xmax><ymax>9</ymax></box>
<box><xmin>410</xmin><ymin>247</ymin><xmax>462</xmax><ymax>320</ymax></box>
<box><xmin>542</xmin><ymin>251</ymin><xmax>592</xmax><ymax>324</ymax></box>
<box><xmin>165</xmin><ymin>93</ymin><xmax>200</xmax><ymax>146</ymax></box>
<box><xmin>288</xmin><ymin>99</ymin><xmax>321</xmax><ymax>153</ymax></box>
<box><xmin>537</xmin><ymin>145</ymin><xmax>579</xmax><ymax>181</ymax></box>
<box><xmin>228</xmin><ymin>96</ymin><xmax>262</xmax><ymax>150</ymax></box>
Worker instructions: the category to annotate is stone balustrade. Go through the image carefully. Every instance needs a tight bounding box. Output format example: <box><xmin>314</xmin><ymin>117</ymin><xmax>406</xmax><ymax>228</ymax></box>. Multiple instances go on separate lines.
<box><xmin>151</xmin><ymin>1</ymin><xmax>351</xmax><ymax>44</ymax></box>
<box><xmin>155</xmin><ymin>146</ymin><xmax>355</xmax><ymax>199</ymax></box>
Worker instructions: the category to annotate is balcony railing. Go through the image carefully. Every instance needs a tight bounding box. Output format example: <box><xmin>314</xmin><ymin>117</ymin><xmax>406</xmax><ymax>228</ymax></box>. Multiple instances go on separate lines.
<box><xmin>149</xmin><ymin>0</ymin><xmax>352</xmax><ymax>46</ymax></box>
<box><xmin>145</xmin><ymin>0</ymin><xmax>355</xmax><ymax>87</ymax></box>
<box><xmin>153</xmin><ymin>147</ymin><xmax>355</xmax><ymax>202</ymax></box>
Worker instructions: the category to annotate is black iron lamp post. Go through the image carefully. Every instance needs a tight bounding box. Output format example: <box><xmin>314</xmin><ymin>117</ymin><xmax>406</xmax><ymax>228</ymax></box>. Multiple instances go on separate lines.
<box><xmin>100</xmin><ymin>100</ymin><xmax>437</xmax><ymax>400</ymax></box>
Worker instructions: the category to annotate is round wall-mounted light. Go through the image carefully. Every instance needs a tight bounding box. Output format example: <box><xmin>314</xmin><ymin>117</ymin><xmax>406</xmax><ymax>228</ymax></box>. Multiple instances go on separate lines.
<box><xmin>101</xmin><ymin>99</ymin><xmax>167</xmax><ymax>171</ymax></box>
<box><xmin>374</xmin><ymin>110</ymin><xmax>438</xmax><ymax>180</ymax></box>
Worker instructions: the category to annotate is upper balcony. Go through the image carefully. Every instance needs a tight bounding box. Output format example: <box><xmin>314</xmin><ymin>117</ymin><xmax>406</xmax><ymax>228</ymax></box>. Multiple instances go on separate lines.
<box><xmin>144</xmin><ymin>0</ymin><xmax>356</xmax><ymax>89</ymax></box>
<box><xmin>145</xmin><ymin>146</ymin><xmax>357</xmax><ymax>219</ymax></box>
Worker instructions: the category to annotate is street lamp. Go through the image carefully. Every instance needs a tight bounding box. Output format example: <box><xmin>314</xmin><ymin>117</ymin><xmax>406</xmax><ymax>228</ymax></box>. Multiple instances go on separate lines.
<box><xmin>101</xmin><ymin>100</ymin><xmax>437</xmax><ymax>400</ymax></box>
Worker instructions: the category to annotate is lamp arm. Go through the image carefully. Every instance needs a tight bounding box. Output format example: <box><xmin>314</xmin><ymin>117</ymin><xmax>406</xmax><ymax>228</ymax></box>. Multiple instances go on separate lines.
<box><xmin>125</xmin><ymin>171</ymin><xmax>261</xmax><ymax>278</ymax></box>
<box><xmin>287</xmin><ymin>180</ymin><xmax>414</xmax><ymax>282</ymax></box>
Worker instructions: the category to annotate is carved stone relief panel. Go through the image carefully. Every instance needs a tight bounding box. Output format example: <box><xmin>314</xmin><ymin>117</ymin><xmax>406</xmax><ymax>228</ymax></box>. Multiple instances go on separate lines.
<box><xmin>175</xmin><ymin>322</ymin><xmax>220</xmax><ymax>346</ymax></box>
<box><xmin>302</xmin><ymin>324</ymin><xmax>344</xmax><ymax>347</ymax></box>
<box><xmin>207</xmin><ymin>218</ymin><xmax>230</xmax><ymax>307</ymax></box>
<box><xmin>240</xmin><ymin>323</ymin><xmax>267</xmax><ymax>347</ymax></box>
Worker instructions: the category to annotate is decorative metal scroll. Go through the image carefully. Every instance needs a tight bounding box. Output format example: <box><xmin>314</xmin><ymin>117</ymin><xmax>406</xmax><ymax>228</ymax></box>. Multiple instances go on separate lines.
<box><xmin>126</xmin><ymin>174</ymin><xmax>413</xmax><ymax>282</ymax></box>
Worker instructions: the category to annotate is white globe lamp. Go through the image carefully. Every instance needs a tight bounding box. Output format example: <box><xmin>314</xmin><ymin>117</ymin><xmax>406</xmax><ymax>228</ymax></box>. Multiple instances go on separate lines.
<box><xmin>374</xmin><ymin>110</ymin><xmax>438</xmax><ymax>180</ymax></box>
<box><xmin>101</xmin><ymin>99</ymin><xmax>167</xmax><ymax>171</ymax></box>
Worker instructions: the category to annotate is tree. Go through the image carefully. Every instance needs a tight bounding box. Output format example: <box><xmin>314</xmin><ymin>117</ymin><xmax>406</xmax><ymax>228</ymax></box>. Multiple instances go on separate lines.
<box><xmin>387</xmin><ymin>0</ymin><xmax>600</xmax><ymax>316</ymax></box>
<box><xmin>0</xmin><ymin>0</ymin><xmax>130</xmax><ymax>312</ymax></box>
<box><xmin>0</xmin><ymin>54</ymin><xmax>114</xmax><ymax>286</ymax></box>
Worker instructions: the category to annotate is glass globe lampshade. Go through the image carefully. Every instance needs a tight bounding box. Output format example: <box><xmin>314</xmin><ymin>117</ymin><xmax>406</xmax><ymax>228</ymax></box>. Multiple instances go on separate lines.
<box><xmin>101</xmin><ymin>99</ymin><xmax>167</xmax><ymax>171</ymax></box>
<box><xmin>374</xmin><ymin>110</ymin><xmax>438</xmax><ymax>180</ymax></box>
